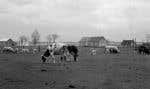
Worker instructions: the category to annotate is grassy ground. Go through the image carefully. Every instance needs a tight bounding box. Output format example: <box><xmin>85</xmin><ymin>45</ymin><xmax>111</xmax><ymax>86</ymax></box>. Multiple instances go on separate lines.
<box><xmin>0</xmin><ymin>47</ymin><xmax>150</xmax><ymax>89</ymax></box>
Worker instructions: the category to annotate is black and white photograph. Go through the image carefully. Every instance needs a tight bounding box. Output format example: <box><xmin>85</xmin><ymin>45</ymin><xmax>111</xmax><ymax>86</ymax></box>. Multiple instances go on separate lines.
<box><xmin>0</xmin><ymin>0</ymin><xmax>150</xmax><ymax>89</ymax></box>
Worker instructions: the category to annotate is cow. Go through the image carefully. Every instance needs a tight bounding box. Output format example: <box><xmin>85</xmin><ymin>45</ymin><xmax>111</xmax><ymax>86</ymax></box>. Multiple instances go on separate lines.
<box><xmin>14</xmin><ymin>48</ymin><xmax>19</xmax><ymax>53</ymax></box>
<box><xmin>21</xmin><ymin>48</ymin><xmax>30</xmax><ymax>53</ymax></box>
<box><xmin>41</xmin><ymin>49</ymin><xmax>53</xmax><ymax>63</ymax></box>
<box><xmin>136</xmin><ymin>43</ymin><xmax>150</xmax><ymax>55</ymax></box>
<box><xmin>41</xmin><ymin>43</ymin><xmax>78</xmax><ymax>63</ymax></box>
<box><xmin>67</xmin><ymin>45</ymin><xmax>78</xmax><ymax>61</ymax></box>
<box><xmin>33</xmin><ymin>48</ymin><xmax>38</xmax><ymax>54</ymax></box>
<box><xmin>90</xmin><ymin>48</ymin><xmax>97</xmax><ymax>55</ymax></box>
<box><xmin>105</xmin><ymin>46</ymin><xmax>120</xmax><ymax>54</ymax></box>
<box><xmin>2</xmin><ymin>47</ymin><xmax>15</xmax><ymax>54</ymax></box>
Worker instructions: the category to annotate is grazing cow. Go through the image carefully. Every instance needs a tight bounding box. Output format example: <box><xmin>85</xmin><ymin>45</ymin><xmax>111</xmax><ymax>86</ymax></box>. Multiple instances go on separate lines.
<box><xmin>41</xmin><ymin>43</ymin><xmax>78</xmax><ymax>63</ymax></box>
<box><xmin>67</xmin><ymin>45</ymin><xmax>78</xmax><ymax>61</ymax></box>
<box><xmin>2</xmin><ymin>47</ymin><xmax>15</xmax><ymax>54</ymax></box>
<box><xmin>14</xmin><ymin>48</ymin><xmax>19</xmax><ymax>53</ymax></box>
<box><xmin>41</xmin><ymin>49</ymin><xmax>52</xmax><ymax>63</ymax></box>
<box><xmin>21</xmin><ymin>48</ymin><xmax>30</xmax><ymax>53</ymax></box>
<box><xmin>90</xmin><ymin>48</ymin><xmax>97</xmax><ymax>55</ymax></box>
<box><xmin>105</xmin><ymin>46</ymin><xmax>120</xmax><ymax>54</ymax></box>
<box><xmin>41</xmin><ymin>43</ymin><xmax>67</xmax><ymax>63</ymax></box>
<box><xmin>136</xmin><ymin>43</ymin><xmax>150</xmax><ymax>55</ymax></box>
<box><xmin>33</xmin><ymin>48</ymin><xmax>38</xmax><ymax>54</ymax></box>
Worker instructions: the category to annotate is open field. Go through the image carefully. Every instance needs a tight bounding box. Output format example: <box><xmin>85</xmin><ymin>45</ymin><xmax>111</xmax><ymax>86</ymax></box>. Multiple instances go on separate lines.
<box><xmin>0</xmin><ymin>47</ymin><xmax>150</xmax><ymax>89</ymax></box>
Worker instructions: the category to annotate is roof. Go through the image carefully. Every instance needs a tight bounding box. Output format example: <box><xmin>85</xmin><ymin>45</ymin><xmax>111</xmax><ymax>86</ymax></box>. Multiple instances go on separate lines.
<box><xmin>79</xmin><ymin>37</ymin><xmax>89</xmax><ymax>42</ymax></box>
<box><xmin>121</xmin><ymin>40</ymin><xmax>136</xmax><ymax>46</ymax></box>
<box><xmin>121</xmin><ymin>40</ymin><xmax>135</xmax><ymax>43</ymax></box>
<box><xmin>0</xmin><ymin>38</ymin><xmax>10</xmax><ymax>41</ymax></box>
<box><xmin>122</xmin><ymin>40</ymin><xmax>135</xmax><ymax>42</ymax></box>
<box><xmin>79</xmin><ymin>36</ymin><xmax>107</xmax><ymax>42</ymax></box>
<box><xmin>89</xmin><ymin>36</ymin><xmax>106</xmax><ymax>42</ymax></box>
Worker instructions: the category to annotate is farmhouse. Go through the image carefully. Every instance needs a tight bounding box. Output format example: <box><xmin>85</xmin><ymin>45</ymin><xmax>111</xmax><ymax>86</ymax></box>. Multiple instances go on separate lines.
<box><xmin>121</xmin><ymin>40</ymin><xmax>136</xmax><ymax>47</ymax></box>
<box><xmin>0</xmin><ymin>38</ymin><xmax>17</xmax><ymax>47</ymax></box>
<box><xmin>79</xmin><ymin>36</ymin><xmax>108</xmax><ymax>47</ymax></box>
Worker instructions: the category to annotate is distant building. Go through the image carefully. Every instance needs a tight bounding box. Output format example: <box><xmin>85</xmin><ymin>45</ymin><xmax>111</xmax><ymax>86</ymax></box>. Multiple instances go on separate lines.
<box><xmin>36</xmin><ymin>42</ymin><xmax>48</xmax><ymax>46</ymax></box>
<box><xmin>108</xmin><ymin>41</ymin><xmax>121</xmax><ymax>46</ymax></box>
<box><xmin>63</xmin><ymin>42</ymin><xmax>79</xmax><ymax>46</ymax></box>
<box><xmin>0</xmin><ymin>38</ymin><xmax>17</xmax><ymax>47</ymax></box>
<box><xmin>79</xmin><ymin>36</ymin><xmax>109</xmax><ymax>47</ymax></box>
<box><xmin>121</xmin><ymin>40</ymin><xmax>136</xmax><ymax>47</ymax></box>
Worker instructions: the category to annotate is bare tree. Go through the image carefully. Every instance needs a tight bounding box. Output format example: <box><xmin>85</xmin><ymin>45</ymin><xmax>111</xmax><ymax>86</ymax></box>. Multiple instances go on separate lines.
<box><xmin>46</xmin><ymin>34</ymin><xmax>52</xmax><ymax>45</ymax></box>
<box><xmin>31</xmin><ymin>29</ymin><xmax>40</xmax><ymax>46</ymax></box>
<box><xmin>52</xmin><ymin>34</ymin><xmax>59</xmax><ymax>43</ymax></box>
<box><xmin>19</xmin><ymin>35</ymin><xmax>28</xmax><ymax>46</ymax></box>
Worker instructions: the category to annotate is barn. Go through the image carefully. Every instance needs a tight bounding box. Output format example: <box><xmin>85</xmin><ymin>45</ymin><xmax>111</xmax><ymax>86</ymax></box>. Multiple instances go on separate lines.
<box><xmin>121</xmin><ymin>40</ymin><xmax>136</xmax><ymax>47</ymax></box>
<box><xmin>0</xmin><ymin>38</ymin><xmax>17</xmax><ymax>47</ymax></box>
<box><xmin>63</xmin><ymin>42</ymin><xmax>79</xmax><ymax>46</ymax></box>
<box><xmin>79</xmin><ymin>36</ymin><xmax>108</xmax><ymax>47</ymax></box>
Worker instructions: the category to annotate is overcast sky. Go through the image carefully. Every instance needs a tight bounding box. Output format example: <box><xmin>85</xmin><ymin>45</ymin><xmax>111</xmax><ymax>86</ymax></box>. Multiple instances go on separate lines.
<box><xmin>0</xmin><ymin>0</ymin><xmax>150</xmax><ymax>42</ymax></box>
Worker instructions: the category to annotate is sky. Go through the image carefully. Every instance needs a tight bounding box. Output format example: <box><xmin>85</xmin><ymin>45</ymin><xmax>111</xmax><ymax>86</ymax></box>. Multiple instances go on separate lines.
<box><xmin>0</xmin><ymin>0</ymin><xmax>150</xmax><ymax>42</ymax></box>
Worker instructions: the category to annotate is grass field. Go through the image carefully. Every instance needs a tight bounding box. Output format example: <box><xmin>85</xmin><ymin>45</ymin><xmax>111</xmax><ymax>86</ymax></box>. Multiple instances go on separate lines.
<box><xmin>0</xmin><ymin>47</ymin><xmax>150</xmax><ymax>89</ymax></box>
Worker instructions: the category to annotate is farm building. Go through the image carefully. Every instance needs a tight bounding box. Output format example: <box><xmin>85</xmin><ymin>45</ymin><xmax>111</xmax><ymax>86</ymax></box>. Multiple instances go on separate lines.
<box><xmin>0</xmin><ymin>38</ymin><xmax>17</xmax><ymax>47</ymax></box>
<box><xmin>121</xmin><ymin>40</ymin><xmax>136</xmax><ymax>47</ymax></box>
<box><xmin>108</xmin><ymin>41</ymin><xmax>121</xmax><ymax>46</ymax></box>
<box><xmin>79</xmin><ymin>36</ymin><xmax>109</xmax><ymax>47</ymax></box>
<box><xmin>63</xmin><ymin>42</ymin><xmax>79</xmax><ymax>46</ymax></box>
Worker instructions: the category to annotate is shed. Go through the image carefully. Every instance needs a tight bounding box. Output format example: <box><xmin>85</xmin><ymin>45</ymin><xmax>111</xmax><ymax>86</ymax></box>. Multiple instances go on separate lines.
<box><xmin>121</xmin><ymin>40</ymin><xmax>136</xmax><ymax>47</ymax></box>
<box><xmin>0</xmin><ymin>38</ymin><xmax>17</xmax><ymax>47</ymax></box>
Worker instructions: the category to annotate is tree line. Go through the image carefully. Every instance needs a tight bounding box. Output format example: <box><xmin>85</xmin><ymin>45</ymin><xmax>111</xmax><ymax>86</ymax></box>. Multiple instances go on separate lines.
<box><xmin>19</xmin><ymin>29</ymin><xmax>59</xmax><ymax>46</ymax></box>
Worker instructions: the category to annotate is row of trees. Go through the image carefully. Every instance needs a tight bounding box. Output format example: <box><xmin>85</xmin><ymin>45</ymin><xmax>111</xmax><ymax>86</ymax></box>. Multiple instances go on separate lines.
<box><xmin>19</xmin><ymin>29</ymin><xmax>59</xmax><ymax>46</ymax></box>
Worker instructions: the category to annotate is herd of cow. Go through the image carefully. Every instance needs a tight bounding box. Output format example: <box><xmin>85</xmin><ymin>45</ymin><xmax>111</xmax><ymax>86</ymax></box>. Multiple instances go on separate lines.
<box><xmin>0</xmin><ymin>47</ymin><xmax>38</xmax><ymax>54</ymax></box>
<box><xmin>41</xmin><ymin>43</ymin><xmax>79</xmax><ymax>63</ymax></box>
<box><xmin>0</xmin><ymin>42</ymin><xmax>150</xmax><ymax>64</ymax></box>
<box><xmin>41</xmin><ymin>42</ymin><xmax>150</xmax><ymax>64</ymax></box>
<box><xmin>91</xmin><ymin>43</ymin><xmax>150</xmax><ymax>55</ymax></box>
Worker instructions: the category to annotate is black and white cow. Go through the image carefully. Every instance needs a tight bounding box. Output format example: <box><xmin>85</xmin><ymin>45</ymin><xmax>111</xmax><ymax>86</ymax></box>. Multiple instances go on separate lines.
<box><xmin>21</xmin><ymin>48</ymin><xmax>30</xmax><ymax>53</ymax></box>
<box><xmin>105</xmin><ymin>46</ymin><xmax>120</xmax><ymax>54</ymax></box>
<box><xmin>90</xmin><ymin>48</ymin><xmax>97</xmax><ymax>55</ymax></box>
<box><xmin>2</xmin><ymin>47</ymin><xmax>15</xmax><ymax>54</ymax></box>
<box><xmin>136</xmin><ymin>43</ymin><xmax>150</xmax><ymax>55</ymax></box>
<box><xmin>67</xmin><ymin>45</ymin><xmax>78</xmax><ymax>61</ymax></box>
<box><xmin>33</xmin><ymin>48</ymin><xmax>38</xmax><ymax>54</ymax></box>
